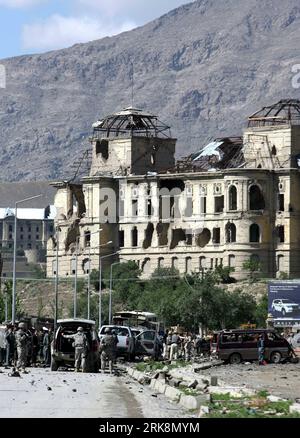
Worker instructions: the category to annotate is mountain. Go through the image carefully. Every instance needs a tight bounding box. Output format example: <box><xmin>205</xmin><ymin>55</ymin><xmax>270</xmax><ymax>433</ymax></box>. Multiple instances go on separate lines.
<box><xmin>1</xmin><ymin>0</ymin><xmax>300</xmax><ymax>181</ymax></box>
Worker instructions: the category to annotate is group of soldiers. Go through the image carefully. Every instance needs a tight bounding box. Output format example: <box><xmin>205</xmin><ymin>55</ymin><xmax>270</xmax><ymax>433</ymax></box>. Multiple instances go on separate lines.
<box><xmin>0</xmin><ymin>322</ymin><xmax>53</xmax><ymax>372</ymax></box>
<box><xmin>161</xmin><ymin>330</ymin><xmax>211</xmax><ymax>362</ymax></box>
<box><xmin>63</xmin><ymin>326</ymin><xmax>118</xmax><ymax>374</ymax></box>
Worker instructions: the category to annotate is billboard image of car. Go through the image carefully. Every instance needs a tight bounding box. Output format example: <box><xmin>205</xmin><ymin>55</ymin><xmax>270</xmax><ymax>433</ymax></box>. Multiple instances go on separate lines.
<box><xmin>268</xmin><ymin>281</ymin><xmax>300</xmax><ymax>327</ymax></box>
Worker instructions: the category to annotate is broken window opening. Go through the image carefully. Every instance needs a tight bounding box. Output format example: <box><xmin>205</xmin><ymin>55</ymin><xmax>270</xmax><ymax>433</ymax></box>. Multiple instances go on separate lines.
<box><xmin>95</xmin><ymin>139</ymin><xmax>109</xmax><ymax>160</ymax></box>
<box><xmin>185</xmin><ymin>257</ymin><xmax>192</xmax><ymax>273</ymax></box>
<box><xmin>249</xmin><ymin>223</ymin><xmax>260</xmax><ymax>243</ymax></box>
<box><xmin>196</xmin><ymin>228</ymin><xmax>211</xmax><ymax>248</ymax></box>
<box><xmin>200</xmin><ymin>197</ymin><xmax>207</xmax><ymax>214</ymax></box>
<box><xmin>278</xmin><ymin>194</ymin><xmax>284</xmax><ymax>212</ymax></box>
<box><xmin>212</xmin><ymin>228</ymin><xmax>221</xmax><ymax>244</ymax></box>
<box><xmin>249</xmin><ymin>185</ymin><xmax>265</xmax><ymax>210</ymax></box>
<box><xmin>147</xmin><ymin>199</ymin><xmax>152</xmax><ymax>217</ymax></box>
<box><xmin>132</xmin><ymin>199</ymin><xmax>138</xmax><ymax>217</ymax></box>
<box><xmin>159</xmin><ymin>179</ymin><xmax>185</xmax><ymax>221</ymax></box>
<box><xmin>142</xmin><ymin>257</ymin><xmax>150</xmax><ymax>273</ymax></box>
<box><xmin>158</xmin><ymin>257</ymin><xmax>164</xmax><ymax>269</ymax></box>
<box><xmin>143</xmin><ymin>223</ymin><xmax>154</xmax><ymax>249</ymax></box>
<box><xmin>170</xmin><ymin>228</ymin><xmax>186</xmax><ymax>250</ymax></box>
<box><xmin>229</xmin><ymin>186</ymin><xmax>237</xmax><ymax>211</ymax></box>
<box><xmin>131</xmin><ymin>227</ymin><xmax>138</xmax><ymax>247</ymax></box>
<box><xmin>172</xmin><ymin>257</ymin><xmax>178</xmax><ymax>269</ymax></box>
<box><xmin>84</xmin><ymin>230</ymin><xmax>91</xmax><ymax>247</ymax></box>
<box><xmin>119</xmin><ymin>230</ymin><xmax>124</xmax><ymax>247</ymax></box>
<box><xmin>226</xmin><ymin>223</ymin><xmax>236</xmax><ymax>243</ymax></box>
<box><xmin>199</xmin><ymin>256</ymin><xmax>206</xmax><ymax>269</ymax></box>
<box><xmin>82</xmin><ymin>258</ymin><xmax>90</xmax><ymax>274</ymax></box>
<box><xmin>228</xmin><ymin>254</ymin><xmax>235</xmax><ymax>267</ymax></box>
<box><xmin>214</xmin><ymin>196</ymin><xmax>224</xmax><ymax>213</ymax></box>
<box><xmin>277</xmin><ymin>225</ymin><xmax>285</xmax><ymax>243</ymax></box>
<box><xmin>157</xmin><ymin>223</ymin><xmax>169</xmax><ymax>246</ymax></box>
<box><xmin>186</xmin><ymin>233</ymin><xmax>193</xmax><ymax>246</ymax></box>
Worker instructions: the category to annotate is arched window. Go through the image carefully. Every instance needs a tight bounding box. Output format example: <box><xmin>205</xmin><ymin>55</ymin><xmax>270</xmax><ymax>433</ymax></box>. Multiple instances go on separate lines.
<box><xmin>199</xmin><ymin>256</ymin><xmax>206</xmax><ymax>269</ymax></box>
<box><xmin>226</xmin><ymin>223</ymin><xmax>236</xmax><ymax>243</ymax></box>
<box><xmin>158</xmin><ymin>257</ymin><xmax>164</xmax><ymax>269</ymax></box>
<box><xmin>172</xmin><ymin>257</ymin><xmax>178</xmax><ymax>269</ymax></box>
<box><xmin>249</xmin><ymin>185</ymin><xmax>265</xmax><ymax>210</ymax></box>
<box><xmin>228</xmin><ymin>254</ymin><xmax>235</xmax><ymax>267</ymax></box>
<box><xmin>229</xmin><ymin>186</ymin><xmax>237</xmax><ymax>211</ymax></box>
<box><xmin>132</xmin><ymin>227</ymin><xmax>138</xmax><ymax>247</ymax></box>
<box><xmin>185</xmin><ymin>257</ymin><xmax>192</xmax><ymax>273</ymax></box>
<box><xmin>250</xmin><ymin>224</ymin><xmax>260</xmax><ymax>242</ymax></box>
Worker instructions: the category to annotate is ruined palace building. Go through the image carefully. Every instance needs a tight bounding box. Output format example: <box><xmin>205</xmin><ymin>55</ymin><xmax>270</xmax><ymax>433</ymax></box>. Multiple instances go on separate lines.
<box><xmin>47</xmin><ymin>99</ymin><xmax>300</xmax><ymax>279</ymax></box>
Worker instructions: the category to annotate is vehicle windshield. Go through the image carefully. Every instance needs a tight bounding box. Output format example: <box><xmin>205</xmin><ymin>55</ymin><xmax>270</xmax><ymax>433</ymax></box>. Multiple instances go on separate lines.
<box><xmin>100</xmin><ymin>326</ymin><xmax>129</xmax><ymax>336</ymax></box>
<box><xmin>281</xmin><ymin>300</ymin><xmax>294</xmax><ymax>303</ymax></box>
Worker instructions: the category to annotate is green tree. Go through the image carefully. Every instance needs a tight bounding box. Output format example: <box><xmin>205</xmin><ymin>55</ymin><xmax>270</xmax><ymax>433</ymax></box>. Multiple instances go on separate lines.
<box><xmin>254</xmin><ymin>293</ymin><xmax>268</xmax><ymax>327</ymax></box>
<box><xmin>242</xmin><ymin>258</ymin><xmax>262</xmax><ymax>282</ymax></box>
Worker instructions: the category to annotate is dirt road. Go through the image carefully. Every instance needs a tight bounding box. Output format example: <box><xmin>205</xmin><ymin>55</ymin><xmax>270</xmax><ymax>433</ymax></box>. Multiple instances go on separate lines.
<box><xmin>200</xmin><ymin>362</ymin><xmax>300</xmax><ymax>400</ymax></box>
<box><xmin>0</xmin><ymin>367</ymin><xmax>187</xmax><ymax>418</ymax></box>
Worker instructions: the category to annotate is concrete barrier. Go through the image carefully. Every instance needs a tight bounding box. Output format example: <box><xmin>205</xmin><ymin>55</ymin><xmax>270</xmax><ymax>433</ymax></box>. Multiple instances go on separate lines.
<box><xmin>154</xmin><ymin>380</ymin><xmax>167</xmax><ymax>394</ymax></box>
<box><xmin>179</xmin><ymin>394</ymin><xmax>209</xmax><ymax>410</ymax></box>
<box><xmin>164</xmin><ymin>386</ymin><xmax>181</xmax><ymax>402</ymax></box>
<box><xmin>208</xmin><ymin>386</ymin><xmax>255</xmax><ymax>398</ymax></box>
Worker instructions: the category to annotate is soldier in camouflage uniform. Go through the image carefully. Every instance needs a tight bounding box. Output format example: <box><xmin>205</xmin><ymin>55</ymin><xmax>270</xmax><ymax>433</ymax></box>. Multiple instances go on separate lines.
<box><xmin>100</xmin><ymin>327</ymin><xmax>118</xmax><ymax>374</ymax></box>
<box><xmin>62</xmin><ymin>327</ymin><xmax>88</xmax><ymax>372</ymax></box>
<box><xmin>15</xmin><ymin>322</ymin><xmax>28</xmax><ymax>372</ymax></box>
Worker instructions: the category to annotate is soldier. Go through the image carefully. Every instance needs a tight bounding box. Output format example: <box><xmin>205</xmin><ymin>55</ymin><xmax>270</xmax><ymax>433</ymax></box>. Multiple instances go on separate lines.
<box><xmin>100</xmin><ymin>327</ymin><xmax>118</xmax><ymax>374</ymax></box>
<box><xmin>15</xmin><ymin>322</ymin><xmax>28</xmax><ymax>373</ymax></box>
<box><xmin>4</xmin><ymin>323</ymin><xmax>15</xmax><ymax>367</ymax></box>
<box><xmin>62</xmin><ymin>327</ymin><xmax>88</xmax><ymax>372</ymax></box>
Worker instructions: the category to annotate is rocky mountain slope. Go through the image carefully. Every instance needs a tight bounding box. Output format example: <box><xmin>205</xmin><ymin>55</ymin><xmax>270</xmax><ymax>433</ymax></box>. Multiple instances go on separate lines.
<box><xmin>1</xmin><ymin>0</ymin><xmax>300</xmax><ymax>181</ymax></box>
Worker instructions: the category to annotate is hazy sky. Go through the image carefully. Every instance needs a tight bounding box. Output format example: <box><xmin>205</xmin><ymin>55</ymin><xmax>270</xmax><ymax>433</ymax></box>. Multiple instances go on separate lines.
<box><xmin>0</xmin><ymin>0</ymin><xmax>192</xmax><ymax>59</ymax></box>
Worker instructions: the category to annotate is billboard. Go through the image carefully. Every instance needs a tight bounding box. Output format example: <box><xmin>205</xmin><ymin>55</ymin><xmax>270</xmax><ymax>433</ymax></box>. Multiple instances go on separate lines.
<box><xmin>268</xmin><ymin>281</ymin><xmax>300</xmax><ymax>327</ymax></box>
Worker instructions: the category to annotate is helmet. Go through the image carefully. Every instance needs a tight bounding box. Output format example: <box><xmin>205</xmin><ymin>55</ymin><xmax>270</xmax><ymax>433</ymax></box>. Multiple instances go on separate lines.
<box><xmin>18</xmin><ymin>322</ymin><xmax>25</xmax><ymax>329</ymax></box>
<box><xmin>77</xmin><ymin>327</ymin><xmax>84</xmax><ymax>332</ymax></box>
<box><xmin>104</xmin><ymin>327</ymin><xmax>111</xmax><ymax>334</ymax></box>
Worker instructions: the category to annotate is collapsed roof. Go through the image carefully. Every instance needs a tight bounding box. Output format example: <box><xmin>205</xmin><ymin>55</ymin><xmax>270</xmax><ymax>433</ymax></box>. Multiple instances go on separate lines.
<box><xmin>92</xmin><ymin>106</ymin><xmax>172</xmax><ymax>139</ymax></box>
<box><xmin>248</xmin><ymin>99</ymin><xmax>300</xmax><ymax>127</ymax></box>
<box><xmin>174</xmin><ymin>137</ymin><xmax>244</xmax><ymax>172</ymax></box>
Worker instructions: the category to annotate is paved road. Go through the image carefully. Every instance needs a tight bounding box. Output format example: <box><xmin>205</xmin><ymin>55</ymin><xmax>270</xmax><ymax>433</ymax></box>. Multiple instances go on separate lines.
<box><xmin>0</xmin><ymin>368</ymin><xmax>142</xmax><ymax>418</ymax></box>
<box><xmin>0</xmin><ymin>367</ymin><xmax>187</xmax><ymax>418</ymax></box>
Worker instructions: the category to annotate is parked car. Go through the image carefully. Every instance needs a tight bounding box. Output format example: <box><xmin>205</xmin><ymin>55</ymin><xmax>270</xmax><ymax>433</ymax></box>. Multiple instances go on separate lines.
<box><xmin>212</xmin><ymin>329</ymin><xmax>293</xmax><ymax>364</ymax></box>
<box><xmin>98</xmin><ymin>325</ymin><xmax>135</xmax><ymax>359</ymax></box>
<box><xmin>51</xmin><ymin>318</ymin><xmax>100</xmax><ymax>372</ymax></box>
<box><xmin>271</xmin><ymin>299</ymin><xmax>300</xmax><ymax>316</ymax></box>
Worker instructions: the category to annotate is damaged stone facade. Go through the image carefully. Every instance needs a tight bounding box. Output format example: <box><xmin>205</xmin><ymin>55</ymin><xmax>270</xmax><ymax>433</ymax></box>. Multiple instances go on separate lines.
<box><xmin>47</xmin><ymin>101</ymin><xmax>300</xmax><ymax>279</ymax></box>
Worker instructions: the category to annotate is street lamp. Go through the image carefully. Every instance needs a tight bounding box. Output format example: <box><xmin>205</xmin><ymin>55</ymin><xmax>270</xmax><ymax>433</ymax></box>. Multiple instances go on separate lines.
<box><xmin>54</xmin><ymin>225</ymin><xmax>61</xmax><ymax>332</ymax></box>
<box><xmin>12</xmin><ymin>194</ymin><xmax>43</xmax><ymax>324</ymax></box>
<box><xmin>109</xmin><ymin>261</ymin><xmax>121</xmax><ymax>325</ymax></box>
<box><xmin>98</xmin><ymin>251</ymin><xmax>119</xmax><ymax>329</ymax></box>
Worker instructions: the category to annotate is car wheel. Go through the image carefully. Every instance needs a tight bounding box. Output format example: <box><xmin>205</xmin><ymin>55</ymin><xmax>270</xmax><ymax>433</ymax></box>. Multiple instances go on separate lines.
<box><xmin>50</xmin><ymin>358</ymin><xmax>59</xmax><ymax>371</ymax></box>
<box><xmin>270</xmin><ymin>351</ymin><xmax>282</xmax><ymax>364</ymax></box>
<box><xmin>229</xmin><ymin>353</ymin><xmax>242</xmax><ymax>365</ymax></box>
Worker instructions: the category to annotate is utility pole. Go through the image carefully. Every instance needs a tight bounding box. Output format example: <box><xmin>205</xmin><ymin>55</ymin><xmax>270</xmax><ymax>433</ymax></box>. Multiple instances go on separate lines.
<box><xmin>12</xmin><ymin>194</ymin><xmax>43</xmax><ymax>323</ymax></box>
<box><xmin>73</xmin><ymin>237</ymin><xmax>79</xmax><ymax>319</ymax></box>
<box><xmin>54</xmin><ymin>226</ymin><xmax>60</xmax><ymax>332</ymax></box>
